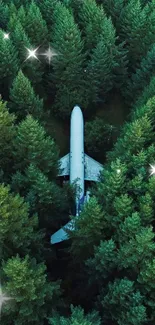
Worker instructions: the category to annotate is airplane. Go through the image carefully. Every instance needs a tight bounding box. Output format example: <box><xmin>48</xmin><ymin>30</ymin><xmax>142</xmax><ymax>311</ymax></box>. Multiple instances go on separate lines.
<box><xmin>51</xmin><ymin>105</ymin><xmax>103</xmax><ymax>244</ymax></box>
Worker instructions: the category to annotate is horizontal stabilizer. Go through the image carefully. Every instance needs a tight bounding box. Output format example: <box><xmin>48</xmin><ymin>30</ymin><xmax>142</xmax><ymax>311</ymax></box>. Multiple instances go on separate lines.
<box><xmin>58</xmin><ymin>153</ymin><xmax>70</xmax><ymax>176</ymax></box>
<box><xmin>50</xmin><ymin>219</ymin><xmax>75</xmax><ymax>244</ymax></box>
<box><xmin>84</xmin><ymin>154</ymin><xmax>103</xmax><ymax>181</ymax></box>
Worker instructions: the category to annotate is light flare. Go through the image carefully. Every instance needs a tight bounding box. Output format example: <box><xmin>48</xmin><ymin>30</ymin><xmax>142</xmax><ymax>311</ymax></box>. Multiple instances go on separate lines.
<box><xmin>41</xmin><ymin>45</ymin><xmax>57</xmax><ymax>65</ymax></box>
<box><xmin>24</xmin><ymin>46</ymin><xmax>40</xmax><ymax>62</ymax></box>
<box><xmin>0</xmin><ymin>282</ymin><xmax>13</xmax><ymax>318</ymax></box>
<box><xmin>3</xmin><ymin>33</ymin><xmax>10</xmax><ymax>39</ymax></box>
<box><xmin>149</xmin><ymin>164</ymin><xmax>155</xmax><ymax>176</ymax></box>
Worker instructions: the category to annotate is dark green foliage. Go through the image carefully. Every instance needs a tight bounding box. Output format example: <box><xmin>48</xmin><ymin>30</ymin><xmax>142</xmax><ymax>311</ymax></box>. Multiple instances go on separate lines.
<box><xmin>0</xmin><ymin>99</ymin><xmax>16</xmax><ymax>170</ymax></box>
<box><xmin>1</xmin><ymin>0</ymin><xmax>155</xmax><ymax>324</ymax></box>
<box><xmin>85</xmin><ymin>117</ymin><xmax>116</xmax><ymax>156</ymax></box>
<box><xmin>1</xmin><ymin>254</ymin><xmax>62</xmax><ymax>325</ymax></box>
<box><xmin>100</xmin><ymin>278</ymin><xmax>147</xmax><ymax>324</ymax></box>
<box><xmin>13</xmin><ymin>114</ymin><xmax>59</xmax><ymax>176</ymax></box>
<box><xmin>77</xmin><ymin>0</ymin><xmax>115</xmax><ymax>54</ymax></box>
<box><xmin>124</xmin><ymin>43</ymin><xmax>155</xmax><ymax>105</ymax></box>
<box><xmin>0</xmin><ymin>1</ymin><xmax>9</xmax><ymax>29</ymax></box>
<box><xmin>0</xmin><ymin>29</ymin><xmax>19</xmax><ymax>90</ymax></box>
<box><xmin>39</xmin><ymin>0</ymin><xmax>57</xmax><ymax>27</ymax></box>
<box><xmin>50</xmin><ymin>1</ymin><xmax>88</xmax><ymax>117</ymax></box>
<box><xmin>0</xmin><ymin>184</ymin><xmax>44</xmax><ymax>261</ymax></box>
<box><xmin>69</xmin><ymin>197</ymin><xmax>105</xmax><ymax>261</ymax></box>
<box><xmin>119</xmin><ymin>0</ymin><xmax>149</xmax><ymax>67</ymax></box>
<box><xmin>24</xmin><ymin>0</ymin><xmax>49</xmax><ymax>46</ymax></box>
<box><xmin>9</xmin><ymin>70</ymin><xmax>43</xmax><ymax>119</ymax></box>
<box><xmin>48</xmin><ymin>305</ymin><xmax>101</xmax><ymax>325</ymax></box>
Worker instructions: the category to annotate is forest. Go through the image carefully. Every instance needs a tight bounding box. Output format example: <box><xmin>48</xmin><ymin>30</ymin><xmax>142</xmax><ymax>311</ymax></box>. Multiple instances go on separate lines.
<box><xmin>0</xmin><ymin>0</ymin><xmax>155</xmax><ymax>324</ymax></box>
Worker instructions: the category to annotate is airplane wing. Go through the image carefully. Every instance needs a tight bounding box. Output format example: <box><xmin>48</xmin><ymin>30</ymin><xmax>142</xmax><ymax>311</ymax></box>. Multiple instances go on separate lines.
<box><xmin>58</xmin><ymin>153</ymin><xmax>70</xmax><ymax>176</ymax></box>
<box><xmin>84</xmin><ymin>153</ymin><xmax>103</xmax><ymax>181</ymax></box>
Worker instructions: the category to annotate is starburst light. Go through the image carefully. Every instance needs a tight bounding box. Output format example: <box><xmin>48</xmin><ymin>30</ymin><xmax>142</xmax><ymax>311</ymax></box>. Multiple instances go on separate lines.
<box><xmin>149</xmin><ymin>164</ymin><xmax>155</xmax><ymax>176</ymax></box>
<box><xmin>24</xmin><ymin>46</ymin><xmax>40</xmax><ymax>62</ymax></box>
<box><xmin>3</xmin><ymin>33</ymin><xmax>9</xmax><ymax>39</ymax></box>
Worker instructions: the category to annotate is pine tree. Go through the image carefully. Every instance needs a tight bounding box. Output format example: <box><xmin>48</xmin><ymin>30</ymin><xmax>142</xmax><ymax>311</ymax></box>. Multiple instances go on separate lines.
<box><xmin>11</xmin><ymin>163</ymin><xmax>70</xmax><ymax>227</ymax></box>
<box><xmin>24</xmin><ymin>0</ymin><xmax>49</xmax><ymax>46</ymax></box>
<box><xmin>133</xmin><ymin>76</ymin><xmax>155</xmax><ymax>111</ymax></box>
<box><xmin>69</xmin><ymin>197</ymin><xmax>105</xmax><ymax>261</ymax></box>
<box><xmin>17</xmin><ymin>5</ymin><xmax>27</xmax><ymax>28</ymax></box>
<box><xmin>0</xmin><ymin>29</ymin><xmax>19</xmax><ymax>92</ymax></box>
<box><xmin>51</xmin><ymin>1</ymin><xmax>87</xmax><ymax>117</ymax></box>
<box><xmin>101</xmin><ymin>278</ymin><xmax>146</xmax><ymax>324</ymax></box>
<box><xmin>0</xmin><ymin>184</ymin><xmax>43</xmax><ymax>261</ymax></box>
<box><xmin>8</xmin><ymin>1</ymin><xmax>17</xmax><ymax>16</ymax></box>
<box><xmin>77</xmin><ymin>0</ymin><xmax>116</xmax><ymax>55</ymax></box>
<box><xmin>85</xmin><ymin>36</ymin><xmax>115</xmax><ymax>104</ymax></box>
<box><xmin>9</xmin><ymin>70</ymin><xmax>43</xmax><ymax>120</ymax></box>
<box><xmin>85</xmin><ymin>117</ymin><xmax>116</xmax><ymax>157</ymax></box>
<box><xmin>0</xmin><ymin>1</ymin><xmax>9</xmax><ymax>29</ymax></box>
<box><xmin>124</xmin><ymin>43</ymin><xmax>155</xmax><ymax>105</ymax></box>
<box><xmin>39</xmin><ymin>0</ymin><xmax>57</xmax><ymax>27</ymax></box>
<box><xmin>13</xmin><ymin>115</ymin><xmax>59</xmax><ymax>176</ymax></box>
<box><xmin>100</xmin><ymin>0</ymin><xmax>127</xmax><ymax>29</ymax></box>
<box><xmin>1</xmin><ymin>254</ymin><xmax>61</xmax><ymax>324</ymax></box>
<box><xmin>11</xmin><ymin>21</ymin><xmax>44</xmax><ymax>86</ymax></box>
<box><xmin>119</xmin><ymin>0</ymin><xmax>149</xmax><ymax>67</ymax></box>
<box><xmin>48</xmin><ymin>305</ymin><xmax>101</xmax><ymax>325</ymax></box>
<box><xmin>0</xmin><ymin>99</ymin><xmax>16</xmax><ymax>172</ymax></box>
<box><xmin>7</xmin><ymin>12</ymin><xmax>18</xmax><ymax>31</ymax></box>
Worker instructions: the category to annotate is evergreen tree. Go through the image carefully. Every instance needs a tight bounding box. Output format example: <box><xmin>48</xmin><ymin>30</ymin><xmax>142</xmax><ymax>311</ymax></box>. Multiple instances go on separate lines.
<box><xmin>8</xmin><ymin>1</ymin><xmax>17</xmax><ymax>16</ymax></box>
<box><xmin>39</xmin><ymin>0</ymin><xmax>57</xmax><ymax>27</ymax></box>
<box><xmin>49</xmin><ymin>305</ymin><xmax>101</xmax><ymax>325</ymax></box>
<box><xmin>51</xmin><ymin>1</ymin><xmax>87</xmax><ymax>117</ymax></box>
<box><xmin>24</xmin><ymin>0</ymin><xmax>49</xmax><ymax>46</ymax></box>
<box><xmin>100</xmin><ymin>278</ymin><xmax>146</xmax><ymax>324</ymax></box>
<box><xmin>1</xmin><ymin>254</ymin><xmax>61</xmax><ymax>324</ymax></box>
<box><xmin>85</xmin><ymin>117</ymin><xmax>116</xmax><ymax>158</ymax></box>
<box><xmin>69</xmin><ymin>197</ymin><xmax>105</xmax><ymax>261</ymax></box>
<box><xmin>132</xmin><ymin>75</ymin><xmax>155</xmax><ymax>114</ymax></box>
<box><xmin>85</xmin><ymin>36</ymin><xmax>116</xmax><ymax>104</ymax></box>
<box><xmin>119</xmin><ymin>0</ymin><xmax>149</xmax><ymax>67</ymax></box>
<box><xmin>0</xmin><ymin>29</ymin><xmax>19</xmax><ymax>92</ymax></box>
<box><xmin>123</xmin><ymin>43</ymin><xmax>155</xmax><ymax>105</ymax></box>
<box><xmin>100</xmin><ymin>0</ymin><xmax>127</xmax><ymax>29</ymax></box>
<box><xmin>9</xmin><ymin>70</ymin><xmax>43</xmax><ymax>119</ymax></box>
<box><xmin>13</xmin><ymin>115</ymin><xmax>59</xmax><ymax>176</ymax></box>
<box><xmin>0</xmin><ymin>184</ymin><xmax>43</xmax><ymax>261</ymax></box>
<box><xmin>0</xmin><ymin>99</ymin><xmax>16</xmax><ymax>172</ymax></box>
<box><xmin>0</xmin><ymin>1</ymin><xmax>9</xmax><ymax>29</ymax></box>
<box><xmin>11</xmin><ymin>20</ymin><xmax>31</xmax><ymax>63</ymax></box>
<box><xmin>7</xmin><ymin>12</ymin><xmax>18</xmax><ymax>31</ymax></box>
<box><xmin>77</xmin><ymin>0</ymin><xmax>116</xmax><ymax>55</ymax></box>
<box><xmin>17</xmin><ymin>5</ymin><xmax>27</xmax><ymax>28</ymax></box>
<box><xmin>11</xmin><ymin>164</ymin><xmax>70</xmax><ymax>228</ymax></box>
<box><xmin>11</xmin><ymin>21</ymin><xmax>44</xmax><ymax>86</ymax></box>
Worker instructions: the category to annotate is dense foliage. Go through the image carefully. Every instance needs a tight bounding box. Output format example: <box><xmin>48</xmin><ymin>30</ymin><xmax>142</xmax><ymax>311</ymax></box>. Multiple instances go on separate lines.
<box><xmin>0</xmin><ymin>0</ymin><xmax>155</xmax><ymax>324</ymax></box>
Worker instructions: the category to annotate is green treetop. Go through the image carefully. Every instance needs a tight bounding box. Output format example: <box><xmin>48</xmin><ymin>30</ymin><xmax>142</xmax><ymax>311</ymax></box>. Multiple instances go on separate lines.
<box><xmin>0</xmin><ymin>29</ymin><xmax>19</xmax><ymax>90</ymax></box>
<box><xmin>13</xmin><ymin>115</ymin><xmax>59</xmax><ymax>176</ymax></box>
<box><xmin>51</xmin><ymin>1</ymin><xmax>87</xmax><ymax>117</ymax></box>
<box><xmin>9</xmin><ymin>69</ymin><xmax>43</xmax><ymax>120</ymax></box>
<box><xmin>49</xmin><ymin>305</ymin><xmax>101</xmax><ymax>325</ymax></box>
<box><xmin>24</xmin><ymin>0</ymin><xmax>49</xmax><ymax>46</ymax></box>
<box><xmin>0</xmin><ymin>99</ymin><xmax>16</xmax><ymax>171</ymax></box>
<box><xmin>0</xmin><ymin>184</ymin><xmax>43</xmax><ymax>261</ymax></box>
<box><xmin>1</xmin><ymin>254</ymin><xmax>61</xmax><ymax>325</ymax></box>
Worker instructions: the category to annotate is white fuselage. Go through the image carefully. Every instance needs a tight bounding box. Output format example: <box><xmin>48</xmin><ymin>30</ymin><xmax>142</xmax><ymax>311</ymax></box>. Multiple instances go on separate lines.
<box><xmin>70</xmin><ymin>106</ymin><xmax>85</xmax><ymax>215</ymax></box>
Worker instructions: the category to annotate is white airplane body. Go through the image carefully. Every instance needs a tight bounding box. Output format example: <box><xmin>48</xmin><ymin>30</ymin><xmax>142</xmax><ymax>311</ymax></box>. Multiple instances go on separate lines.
<box><xmin>51</xmin><ymin>106</ymin><xmax>103</xmax><ymax>244</ymax></box>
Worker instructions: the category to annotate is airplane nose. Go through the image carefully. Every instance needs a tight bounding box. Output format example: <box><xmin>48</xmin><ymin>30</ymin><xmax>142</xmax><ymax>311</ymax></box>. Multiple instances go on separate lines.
<box><xmin>72</xmin><ymin>105</ymin><xmax>82</xmax><ymax>115</ymax></box>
